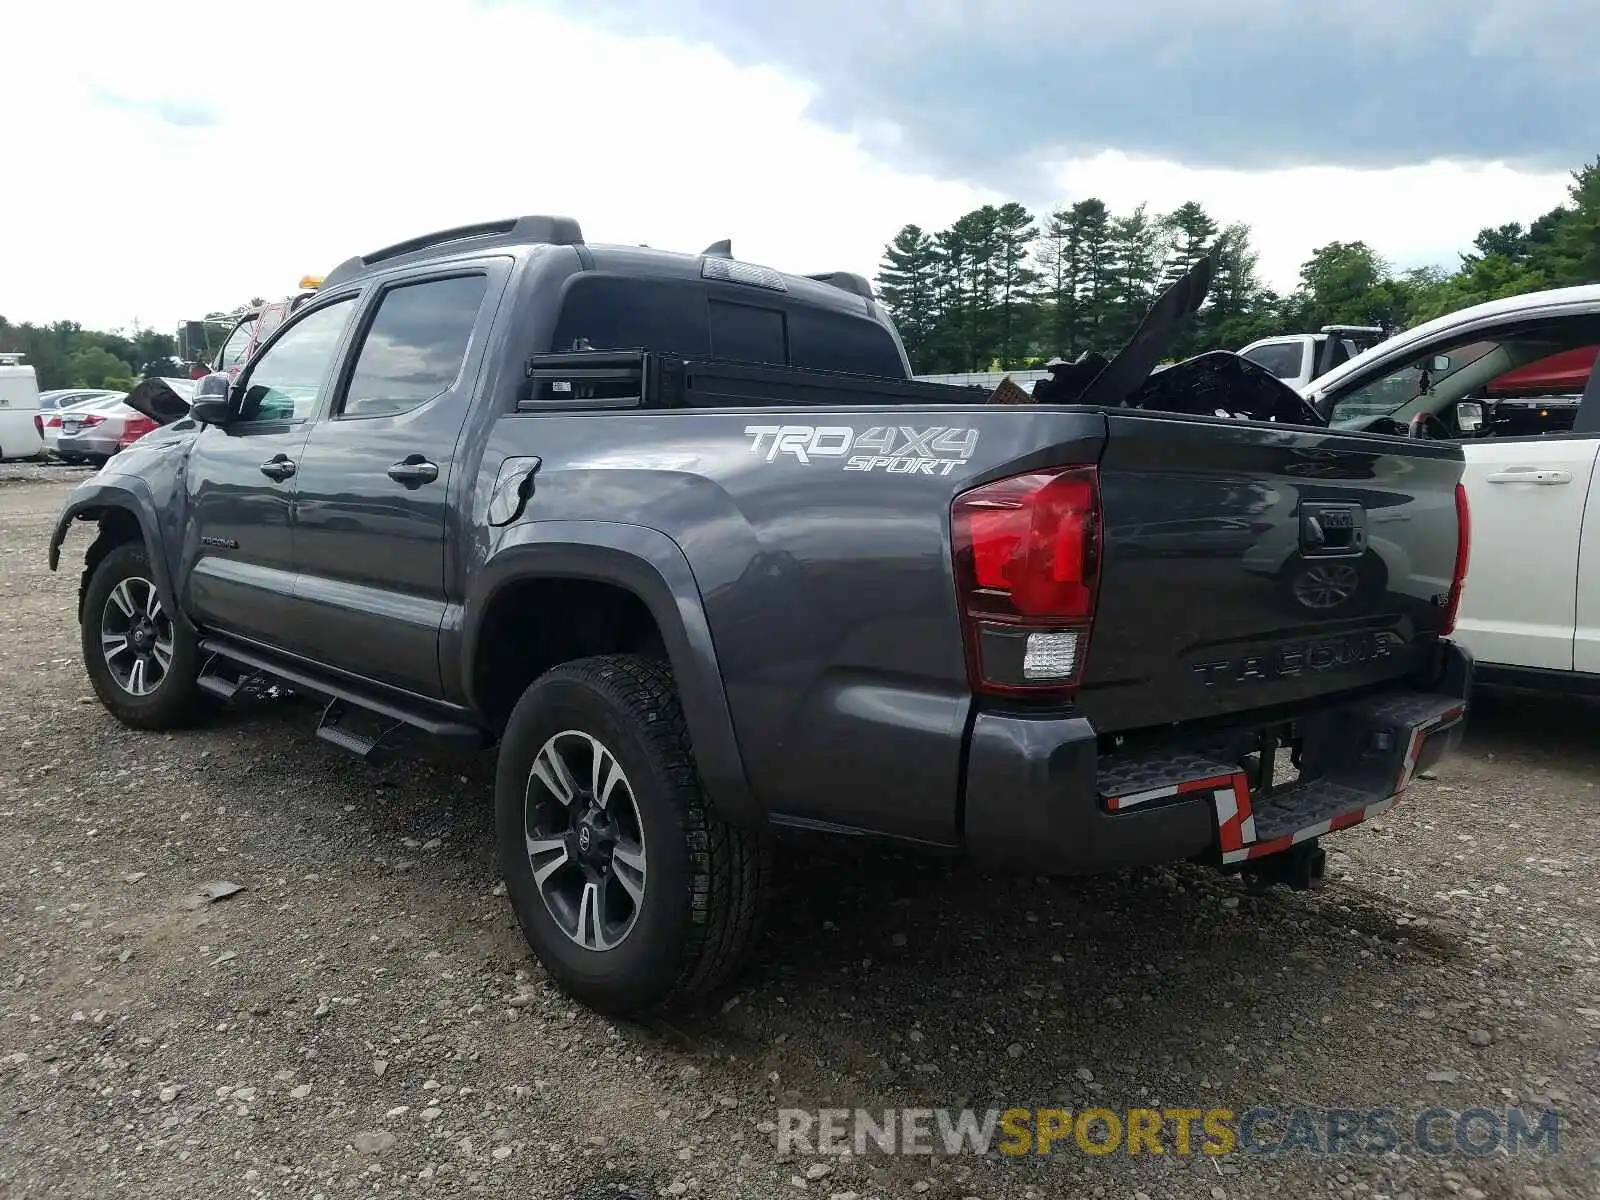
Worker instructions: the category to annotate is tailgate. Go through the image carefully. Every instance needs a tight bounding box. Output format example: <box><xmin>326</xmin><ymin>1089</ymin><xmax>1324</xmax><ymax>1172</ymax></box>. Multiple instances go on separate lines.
<box><xmin>1077</xmin><ymin>411</ymin><xmax>1465</xmax><ymax>733</ymax></box>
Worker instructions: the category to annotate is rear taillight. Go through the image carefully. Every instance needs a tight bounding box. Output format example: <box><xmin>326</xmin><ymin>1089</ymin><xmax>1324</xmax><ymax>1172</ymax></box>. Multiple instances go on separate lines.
<box><xmin>34</xmin><ymin>415</ymin><xmax>43</xmax><ymax>437</ymax></box>
<box><xmin>951</xmin><ymin>466</ymin><xmax>1101</xmax><ymax>696</ymax></box>
<box><xmin>80</xmin><ymin>414</ymin><xmax>105</xmax><ymax>427</ymax></box>
<box><xmin>119</xmin><ymin>415</ymin><xmax>158</xmax><ymax>448</ymax></box>
<box><xmin>46</xmin><ymin>415</ymin><xmax>62</xmax><ymax>429</ymax></box>
<box><xmin>1440</xmin><ymin>482</ymin><xmax>1471</xmax><ymax>636</ymax></box>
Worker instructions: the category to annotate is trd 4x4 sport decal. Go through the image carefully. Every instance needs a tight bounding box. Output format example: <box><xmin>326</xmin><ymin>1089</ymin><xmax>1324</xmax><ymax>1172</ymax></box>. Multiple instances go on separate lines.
<box><xmin>743</xmin><ymin>425</ymin><xmax>980</xmax><ymax>476</ymax></box>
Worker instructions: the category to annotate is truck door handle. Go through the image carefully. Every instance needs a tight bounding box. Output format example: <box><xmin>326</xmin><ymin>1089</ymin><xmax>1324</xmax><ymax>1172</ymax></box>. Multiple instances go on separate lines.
<box><xmin>1485</xmin><ymin>468</ymin><xmax>1571</xmax><ymax>485</ymax></box>
<box><xmin>259</xmin><ymin>454</ymin><xmax>296</xmax><ymax>482</ymax></box>
<box><xmin>387</xmin><ymin>455</ymin><xmax>439</xmax><ymax>487</ymax></box>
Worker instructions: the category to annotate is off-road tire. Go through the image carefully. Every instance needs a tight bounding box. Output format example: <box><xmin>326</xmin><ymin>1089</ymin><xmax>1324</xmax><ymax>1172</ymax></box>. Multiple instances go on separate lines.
<box><xmin>494</xmin><ymin>654</ymin><xmax>770</xmax><ymax>1016</ymax></box>
<box><xmin>80</xmin><ymin>541</ymin><xmax>218</xmax><ymax>730</ymax></box>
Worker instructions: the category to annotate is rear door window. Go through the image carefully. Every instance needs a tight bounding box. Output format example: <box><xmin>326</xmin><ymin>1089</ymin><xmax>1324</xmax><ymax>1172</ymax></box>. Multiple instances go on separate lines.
<box><xmin>338</xmin><ymin>275</ymin><xmax>489</xmax><ymax>418</ymax></box>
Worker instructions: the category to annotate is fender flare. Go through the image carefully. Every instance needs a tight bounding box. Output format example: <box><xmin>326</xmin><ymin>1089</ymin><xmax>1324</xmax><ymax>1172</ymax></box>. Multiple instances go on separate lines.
<box><xmin>460</xmin><ymin>520</ymin><xmax>761</xmax><ymax>828</ymax></box>
<box><xmin>47</xmin><ymin>479</ymin><xmax>187</xmax><ymax>627</ymax></box>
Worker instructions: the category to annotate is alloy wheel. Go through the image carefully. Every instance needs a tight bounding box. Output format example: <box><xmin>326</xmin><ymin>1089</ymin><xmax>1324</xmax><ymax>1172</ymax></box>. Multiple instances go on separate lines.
<box><xmin>522</xmin><ymin>730</ymin><xmax>648</xmax><ymax>951</ymax></box>
<box><xmin>99</xmin><ymin>576</ymin><xmax>175</xmax><ymax>697</ymax></box>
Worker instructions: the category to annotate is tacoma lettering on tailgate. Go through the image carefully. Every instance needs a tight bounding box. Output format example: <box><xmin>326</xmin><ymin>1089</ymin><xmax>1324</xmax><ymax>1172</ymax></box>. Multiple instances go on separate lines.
<box><xmin>1192</xmin><ymin>630</ymin><xmax>1403</xmax><ymax>686</ymax></box>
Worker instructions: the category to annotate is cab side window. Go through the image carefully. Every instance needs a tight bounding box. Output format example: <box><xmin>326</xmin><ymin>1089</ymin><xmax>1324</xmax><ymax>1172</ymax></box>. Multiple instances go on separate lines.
<box><xmin>1326</xmin><ymin>340</ymin><xmax>1499</xmax><ymax>430</ymax></box>
<box><xmin>218</xmin><ymin>318</ymin><xmax>257</xmax><ymax>372</ymax></box>
<box><xmin>236</xmin><ymin>299</ymin><xmax>355</xmax><ymax>425</ymax></box>
<box><xmin>337</xmin><ymin>276</ymin><xmax>488</xmax><ymax>419</ymax></box>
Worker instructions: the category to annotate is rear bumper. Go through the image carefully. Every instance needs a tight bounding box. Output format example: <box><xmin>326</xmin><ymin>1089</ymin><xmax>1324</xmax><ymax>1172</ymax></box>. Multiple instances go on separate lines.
<box><xmin>961</xmin><ymin>641</ymin><xmax>1472</xmax><ymax>873</ymax></box>
<box><xmin>55</xmin><ymin>432</ymin><xmax>119</xmax><ymax>459</ymax></box>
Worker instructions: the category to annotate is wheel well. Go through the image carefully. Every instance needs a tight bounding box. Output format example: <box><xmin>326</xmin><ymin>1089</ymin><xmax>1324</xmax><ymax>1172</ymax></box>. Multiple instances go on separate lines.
<box><xmin>473</xmin><ymin>578</ymin><xmax>668</xmax><ymax>732</ymax></box>
<box><xmin>77</xmin><ymin>508</ymin><xmax>145</xmax><ymax>618</ymax></box>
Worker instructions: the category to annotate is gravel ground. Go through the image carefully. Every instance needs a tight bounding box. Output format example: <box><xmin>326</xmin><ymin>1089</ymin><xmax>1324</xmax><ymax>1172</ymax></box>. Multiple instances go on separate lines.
<box><xmin>1</xmin><ymin>464</ymin><xmax>1596</xmax><ymax>1200</ymax></box>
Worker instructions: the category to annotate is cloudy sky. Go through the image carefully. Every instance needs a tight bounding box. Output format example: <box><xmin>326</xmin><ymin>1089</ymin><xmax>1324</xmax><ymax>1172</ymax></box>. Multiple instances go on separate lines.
<box><xmin>1</xmin><ymin>0</ymin><xmax>1585</xmax><ymax>333</ymax></box>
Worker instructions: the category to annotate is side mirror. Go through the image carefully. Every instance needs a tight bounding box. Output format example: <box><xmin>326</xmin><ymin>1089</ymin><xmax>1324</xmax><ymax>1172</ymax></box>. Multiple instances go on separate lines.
<box><xmin>1456</xmin><ymin>400</ymin><xmax>1485</xmax><ymax>434</ymax></box>
<box><xmin>189</xmin><ymin>371</ymin><xmax>233</xmax><ymax>426</ymax></box>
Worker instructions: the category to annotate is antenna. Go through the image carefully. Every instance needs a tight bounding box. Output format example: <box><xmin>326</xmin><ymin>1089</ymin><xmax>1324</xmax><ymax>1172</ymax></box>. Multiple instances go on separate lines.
<box><xmin>700</xmin><ymin>239</ymin><xmax>733</xmax><ymax>258</ymax></box>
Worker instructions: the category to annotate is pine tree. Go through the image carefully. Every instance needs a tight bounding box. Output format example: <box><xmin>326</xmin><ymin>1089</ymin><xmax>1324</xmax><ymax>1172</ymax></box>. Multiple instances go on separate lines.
<box><xmin>991</xmin><ymin>202</ymin><xmax>1040</xmax><ymax>366</ymax></box>
<box><xmin>1072</xmin><ymin>200</ymin><xmax>1114</xmax><ymax>354</ymax></box>
<box><xmin>1035</xmin><ymin>207</ymin><xmax>1075</xmax><ymax>358</ymax></box>
<box><xmin>875</xmin><ymin>225</ymin><xmax>940</xmax><ymax>368</ymax></box>
<box><xmin>1160</xmin><ymin>202</ymin><xmax>1220</xmax><ymax>285</ymax></box>
<box><xmin>1104</xmin><ymin>204</ymin><xmax>1168</xmax><ymax>347</ymax></box>
<box><xmin>1206</xmin><ymin>223</ymin><xmax>1276</xmax><ymax>349</ymax></box>
<box><xmin>1551</xmin><ymin>157</ymin><xmax>1600</xmax><ymax>285</ymax></box>
<box><xmin>928</xmin><ymin>223</ymin><xmax>974</xmax><ymax>373</ymax></box>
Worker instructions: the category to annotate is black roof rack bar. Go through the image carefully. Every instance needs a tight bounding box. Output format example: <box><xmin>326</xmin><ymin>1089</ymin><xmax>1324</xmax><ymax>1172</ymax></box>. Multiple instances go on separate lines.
<box><xmin>805</xmin><ymin>271</ymin><xmax>875</xmax><ymax>300</ymax></box>
<box><xmin>364</xmin><ymin>218</ymin><xmax>521</xmax><ymax>264</ymax></box>
<box><xmin>323</xmin><ymin>215</ymin><xmax>585</xmax><ymax>288</ymax></box>
<box><xmin>365</xmin><ymin>215</ymin><xmax>584</xmax><ymax>266</ymax></box>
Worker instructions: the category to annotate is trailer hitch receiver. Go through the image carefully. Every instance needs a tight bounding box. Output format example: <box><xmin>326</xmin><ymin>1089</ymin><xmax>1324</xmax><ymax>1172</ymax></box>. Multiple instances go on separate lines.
<box><xmin>1240</xmin><ymin>838</ymin><xmax>1327</xmax><ymax>893</ymax></box>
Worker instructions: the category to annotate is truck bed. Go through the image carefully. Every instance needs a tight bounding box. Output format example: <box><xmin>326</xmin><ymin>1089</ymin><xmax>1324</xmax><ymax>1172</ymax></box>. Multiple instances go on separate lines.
<box><xmin>488</xmin><ymin>352</ymin><xmax>1468</xmax><ymax>846</ymax></box>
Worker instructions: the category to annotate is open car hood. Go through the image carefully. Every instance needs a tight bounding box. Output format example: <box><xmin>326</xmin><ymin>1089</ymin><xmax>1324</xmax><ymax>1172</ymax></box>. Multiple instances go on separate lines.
<box><xmin>124</xmin><ymin>376</ymin><xmax>197</xmax><ymax>426</ymax></box>
<box><xmin>1027</xmin><ymin>253</ymin><xmax>1324</xmax><ymax>425</ymax></box>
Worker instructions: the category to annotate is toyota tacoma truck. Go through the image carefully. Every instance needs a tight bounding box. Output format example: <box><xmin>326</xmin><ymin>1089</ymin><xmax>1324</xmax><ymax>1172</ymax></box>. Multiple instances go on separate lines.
<box><xmin>49</xmin><ymin>215</ymin><xmax>1473</xmax><ymax>1016</ymax></box>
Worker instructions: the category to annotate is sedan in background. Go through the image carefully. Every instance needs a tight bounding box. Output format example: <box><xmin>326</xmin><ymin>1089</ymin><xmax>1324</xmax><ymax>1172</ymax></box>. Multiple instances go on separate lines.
<box><xmin>49</xmin><ymin>378</ymin><xmax>194</xmax><ymax>464</ymax></box>
<box><xmin>34</xmin><ymin>390</ymin><xmax>123</xmax><ymax>450</ymax></box>
<box><xmin>37</xmin><ymin>388</ymin><xmax>120</xmax><ymax>415</ymax></box>
<box><xmin>49</xmin><ymin>394</ymin><xmax>154</xmax><ymax>464</ymax></box>
<box><xmin>42</xmin><ymin>394</ymin><xmax>121</xmax><ymax>459</ymax></box>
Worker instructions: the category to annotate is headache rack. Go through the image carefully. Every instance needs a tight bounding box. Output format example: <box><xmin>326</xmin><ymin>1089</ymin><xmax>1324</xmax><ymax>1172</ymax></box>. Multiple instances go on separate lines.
<box><xmin>519</xmin><ymin>349</ymin><xmax>986</xmax><ymax>412</ymax></box>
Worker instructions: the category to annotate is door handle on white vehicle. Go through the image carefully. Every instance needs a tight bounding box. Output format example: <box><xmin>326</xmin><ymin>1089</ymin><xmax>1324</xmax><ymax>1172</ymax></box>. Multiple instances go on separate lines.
<box><xmin>1485</xmin><ymin>468</ymin><xmax>1571</xmax><ymax>485</ymax></box>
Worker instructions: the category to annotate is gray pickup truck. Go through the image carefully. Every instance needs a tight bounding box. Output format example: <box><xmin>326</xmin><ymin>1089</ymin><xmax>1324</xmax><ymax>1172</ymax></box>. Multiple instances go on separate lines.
<box><xmin>49</xmin><ymin>215</ymin><xmax>1472</xmax><ymax>1016</ymax></box>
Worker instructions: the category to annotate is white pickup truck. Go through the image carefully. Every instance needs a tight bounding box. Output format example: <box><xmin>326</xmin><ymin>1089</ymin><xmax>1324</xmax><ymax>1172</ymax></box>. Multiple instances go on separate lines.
<box><xmin>1240</xmin><ymin>325</ymin><xmax>1389</xmax><ymax>391</ymax></box>
<box><xmin>1302</xmin><ymin>286</ymin><xmax>1600</xmax><ymax>692</ymax></box>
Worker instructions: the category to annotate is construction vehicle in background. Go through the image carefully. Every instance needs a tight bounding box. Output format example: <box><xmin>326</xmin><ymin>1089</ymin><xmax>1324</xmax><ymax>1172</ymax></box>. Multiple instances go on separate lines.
<box><xmin>175</xmin><ymin>276</ymin><xmax>325</xmax><ymax>379</ymax></box>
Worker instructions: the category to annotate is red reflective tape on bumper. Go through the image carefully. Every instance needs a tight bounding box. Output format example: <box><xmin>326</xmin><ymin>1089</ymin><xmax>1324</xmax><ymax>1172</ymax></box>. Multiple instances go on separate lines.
<box><xmin>1107</xmin><ymin>772</ymin><xmax>1241</xmax><ymax>813</ymax></box>
<box><xmin>1177</xmin><ymin>774</ymin><xmax>1238</xmax><ymax>795</ymax></box>
<box><xmin>1213</xmin><ymin>775</ymin><xmax>1255</xmax><ymax>853</ymax></box>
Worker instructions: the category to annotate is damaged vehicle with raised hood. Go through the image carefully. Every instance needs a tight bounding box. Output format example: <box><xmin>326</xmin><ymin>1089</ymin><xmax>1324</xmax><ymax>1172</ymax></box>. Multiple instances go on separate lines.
<box><xmin>51</xmin><ymin>215</ymin><xmax>1473</xmax><ymax>1016</ymax></box>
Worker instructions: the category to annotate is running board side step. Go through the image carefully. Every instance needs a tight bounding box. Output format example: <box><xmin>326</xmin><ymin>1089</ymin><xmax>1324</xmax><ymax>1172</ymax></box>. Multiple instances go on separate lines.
<box><xmin>196</xmin><ymin>673</ymin><xmax>241</xmax><ymax>701</ymax></box>
<box><xmin>314</xmin><ymin>698</ymin><xmax>400</xmax><ymax>761</ymax></box>
<box><xmin>197</xmin><ymin>636</ymin><xmax>487</xmax><ymax>750</ymax></box>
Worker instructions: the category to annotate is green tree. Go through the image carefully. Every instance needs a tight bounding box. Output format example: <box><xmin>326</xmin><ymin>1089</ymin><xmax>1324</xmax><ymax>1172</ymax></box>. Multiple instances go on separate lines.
<box><xmin>68</xmin><ymin>345</ymin><xmax>134</xmax><ymax>389</ymax></box>
<box><xmin>1470</xmin><ymin>222</ymin><xmax>1529</xmax><ymax>263</ymax></box>
<box><xmin>1160</xmin><ymin>202</ymin><xmax>1221</xmax><ymax>356</ymax></box>
<box><xmin>1407</xmin><ymin>254</ymin><xmax>1552</xmax><ymax>323</ymax></box>
<box><xmin>1206</xmin><ymin>223</ymin><xmax>1277</xmax><ymax>349</ymax></box>
<box><xmin>1286</xmin><ymin>241</ymin><xmax>1391</xmax><ymax>328</ymax></box>
<box><xmin>1160</xmin><ymin>202</ymin><xmax>1220</xmax><ymax>284</ymax></box>
<box><xmin>1034</xmin><ymin>206</ymin><xmax>1077</xmax><ymax>357</ymax></box>
<box><xmin>876</xmin><ymin>224</ymin><xmax>941</xmax><ymax>369</ymax></box>
<box><xmin>991</xmin><ymin>202</ymin><xmax>1040</xmax><ymax>366</ymax></box>
<box><xmin>1550</xmin><ymin>157</ymin><xmax>1600</xmax><ymax>285</ymax></box>
<box><xmin>1103</xmin><ymin>204</ymin><xmax>1168</xmax><ymax>347</ymax></box>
